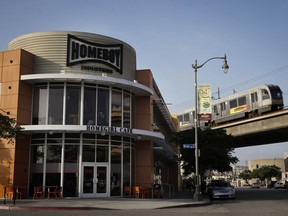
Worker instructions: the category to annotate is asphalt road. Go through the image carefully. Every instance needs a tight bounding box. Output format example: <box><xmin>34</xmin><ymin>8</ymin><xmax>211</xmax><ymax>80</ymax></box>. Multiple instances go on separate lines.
<box><xmin>1</xmin><ymin>187</ymin><xmax>287</xmax><ymax>216</ymax></box>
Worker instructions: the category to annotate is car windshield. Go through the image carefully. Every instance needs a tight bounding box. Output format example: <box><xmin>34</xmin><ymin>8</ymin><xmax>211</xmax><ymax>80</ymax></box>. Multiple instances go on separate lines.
<box><xmin>211</xmin><ymin>181</ymin><xmax>230</xmax><ymax>187</ymax></box>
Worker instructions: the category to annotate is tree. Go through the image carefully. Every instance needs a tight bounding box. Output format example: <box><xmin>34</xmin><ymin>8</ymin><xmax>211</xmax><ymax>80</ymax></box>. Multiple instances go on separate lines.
<box><xmin>0</xmin><ymin>112</ymin><xmax>22</xmax><ymax>143</ymax></box>
<box><xmin>251</xmin><ymin>165</ymin><xmax>281</xmax><ymax>181</ymax></box>
<box><xmin>176</xmin><ymin>127</ymin><xmax>238</xmax><ymax>177</ymax></box>
<box><xmin>239</xmin><ymin>170</ymin><xmax>252</xmax><ymax>184</ymax></box>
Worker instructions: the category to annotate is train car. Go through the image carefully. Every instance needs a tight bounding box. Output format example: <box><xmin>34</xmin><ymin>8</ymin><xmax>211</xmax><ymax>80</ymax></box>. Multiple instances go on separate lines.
<box><xmin>209</xmin><ymin>84</ymin><xmax>283</xmax><ymax>126</ymax></box>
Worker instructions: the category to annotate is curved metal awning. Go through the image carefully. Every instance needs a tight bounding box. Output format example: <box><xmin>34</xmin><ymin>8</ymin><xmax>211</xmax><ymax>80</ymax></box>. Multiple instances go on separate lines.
<box><xmin>21</xmin><ymin>73</ymin><xmax>153</xmax><ymax>96</ymax></box>
<box><xmin>21</xmin><ymin>125</ymin><xmax>164</xmax><ymax>141</ymax></box>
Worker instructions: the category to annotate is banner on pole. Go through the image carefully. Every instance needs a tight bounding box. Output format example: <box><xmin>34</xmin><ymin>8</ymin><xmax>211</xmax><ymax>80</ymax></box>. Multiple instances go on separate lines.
<box><xmin>198</xmin><ymin>84</ymin><xmax>212</xmax><ymax>121</ymax></box>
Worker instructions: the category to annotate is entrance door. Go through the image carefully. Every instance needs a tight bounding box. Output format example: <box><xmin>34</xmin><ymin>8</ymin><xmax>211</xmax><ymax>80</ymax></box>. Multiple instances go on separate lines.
<box><xmin>82</xmin><ymin>164</ymin><xmax>109</xmax><ymax>197</ymax></box>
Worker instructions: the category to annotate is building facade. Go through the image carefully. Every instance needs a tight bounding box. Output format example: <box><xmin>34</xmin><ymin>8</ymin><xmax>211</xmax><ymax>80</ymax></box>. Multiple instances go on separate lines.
<box><xmin>0</xmin><ymin>31</ymin><xmax>179</xmax><ymax>198</ymax></box>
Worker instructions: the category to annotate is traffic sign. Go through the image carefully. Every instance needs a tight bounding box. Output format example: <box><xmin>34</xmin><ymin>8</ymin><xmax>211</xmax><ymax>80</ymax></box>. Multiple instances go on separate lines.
<box><xmin>183</xmin><ymin>144</ymin><xmax>195</xmax><ymax>149</ymax></box>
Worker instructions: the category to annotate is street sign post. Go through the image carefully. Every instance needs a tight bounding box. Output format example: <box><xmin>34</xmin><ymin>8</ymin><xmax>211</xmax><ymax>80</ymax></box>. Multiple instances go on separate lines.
<box><xmin>183</xmin><ymin>144</ymin><xmax>195</xmax><ymax>149</ymax></box>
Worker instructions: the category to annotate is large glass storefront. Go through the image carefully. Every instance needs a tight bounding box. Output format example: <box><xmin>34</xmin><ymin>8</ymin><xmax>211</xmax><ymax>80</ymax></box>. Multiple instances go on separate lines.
<box><xmin>30</xmin><ymin>82</ymin><xmax>135</xmax><ymax>197</ymax></box>
<box><xmin>30</xmin><ymin>133</ymin><xmax>135</xmax><ymax>197</ymax></box>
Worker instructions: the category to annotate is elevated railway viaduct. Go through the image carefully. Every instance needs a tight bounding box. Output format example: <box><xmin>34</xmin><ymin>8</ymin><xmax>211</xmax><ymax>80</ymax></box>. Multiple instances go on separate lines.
<box><xmin>212</xmin><ymin>109</ymin><xmax>288</xmax><ymax>148</ymax></box>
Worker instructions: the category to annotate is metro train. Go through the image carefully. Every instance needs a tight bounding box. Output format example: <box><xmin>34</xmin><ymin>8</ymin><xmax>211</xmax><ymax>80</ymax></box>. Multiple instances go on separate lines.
<box><xmin>176</xmin><ymin>84</ymin><xmax>284</xmax><ymax>129</ymax></box>
<box><xmin>209</xmin><ymin>84</ymin><xmax>284</xmax><ymax>126</ymax></box>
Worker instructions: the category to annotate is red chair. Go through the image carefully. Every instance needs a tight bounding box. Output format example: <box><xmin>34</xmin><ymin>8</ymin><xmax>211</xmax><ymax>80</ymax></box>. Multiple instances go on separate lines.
<box><xmin>124</xmin><ymin>186</ymin><xmax>131</xmax><ymax>197</ymax></box>
<box><xmin>48</xmin><ymin>186</ymin><xmax>61</xmax><ymax>199</ymax></box>
<box><xmin>5</xmin><ymin>187</ymin><xmax>14</xmax><ymax>200</ymax></box>
<box><xmin>33</xmin><ymin>186</ymin><xmax>43</xmax><ymax>199</ymax></box>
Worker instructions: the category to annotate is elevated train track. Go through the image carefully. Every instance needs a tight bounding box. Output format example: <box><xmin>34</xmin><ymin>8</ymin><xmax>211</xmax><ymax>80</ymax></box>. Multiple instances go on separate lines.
<box><xmin>212</xmin><ymin>108</ymin><xmax>288</xmax><ymax>148</ymax></box>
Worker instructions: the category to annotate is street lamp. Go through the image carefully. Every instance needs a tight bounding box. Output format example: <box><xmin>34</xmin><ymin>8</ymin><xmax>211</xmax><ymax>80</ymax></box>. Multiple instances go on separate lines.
<box><xmin>192</xmin><ymin>54</ymin><xmax>229</xmax><ymax>201</ymax></box>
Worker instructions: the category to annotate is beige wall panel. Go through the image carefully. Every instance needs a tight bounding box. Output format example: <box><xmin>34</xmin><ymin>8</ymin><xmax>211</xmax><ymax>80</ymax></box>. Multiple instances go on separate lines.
<box><xmin>0</xmin><ymin>52</ymin><xmax>3</xmax><ymax>66</ymax></box>
<box><xmin>1</xmin><ymin>81</ymin><xmax>19</xmax><ymax>95</ymax></box>
<box><xmin>2</xmin><ymin>65</ymin><xmax>20</xmax><ymax>82</ymax></box>
<box><xmin>2</xmin><ymin>108</ymin><xmax>18</xmax><ymax>119</ymax></box>
<box><xmin>3</xmin><ymin>50</ymin><xmax>21</xmax><ymax>66</ymax></box>
<box><xmin>1</xmin><ymin>94</ymin><xmax>18</xmax><ymax>109</ymax></box>
<box><xmin>0</xmin><ymin>67</ymin><xmax>3</xmax><ymax>82</ymax></box>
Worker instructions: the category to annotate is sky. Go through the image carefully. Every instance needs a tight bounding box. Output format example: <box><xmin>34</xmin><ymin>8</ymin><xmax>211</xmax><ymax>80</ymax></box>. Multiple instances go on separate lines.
<box><xmin>0</xmin><ymin>0</ymin><xmax>287</xmax><ymax>166</ymax></box>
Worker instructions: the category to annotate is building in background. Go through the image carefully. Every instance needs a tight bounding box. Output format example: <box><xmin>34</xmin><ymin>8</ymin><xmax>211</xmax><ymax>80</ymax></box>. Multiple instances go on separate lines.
<box><xmin>0</xmin><ymin>31</ymin><xmax>180</xmax><ymax>198</ymax></box>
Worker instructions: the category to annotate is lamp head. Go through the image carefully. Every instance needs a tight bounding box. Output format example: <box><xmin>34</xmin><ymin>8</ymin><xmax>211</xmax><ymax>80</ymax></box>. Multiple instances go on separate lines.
<box><xmin>222</xmin><ymin>54</ymin><xmax>229</xmax><ymax>73</ymax></box>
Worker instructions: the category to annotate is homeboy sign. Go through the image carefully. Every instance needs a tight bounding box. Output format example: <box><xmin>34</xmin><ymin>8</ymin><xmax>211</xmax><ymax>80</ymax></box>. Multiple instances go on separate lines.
<box><xmin>87</xmin><ymin>125</ymin><xmax>133</xmax><ymax>134</ymax></box>
<box><xmin>67</xmin><ymin>34</ymin><xmax>123</xmax><ymax>74</ymax></box>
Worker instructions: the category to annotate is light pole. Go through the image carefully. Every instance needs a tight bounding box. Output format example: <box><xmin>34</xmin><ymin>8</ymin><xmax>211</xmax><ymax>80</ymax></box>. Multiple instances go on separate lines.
<box><xmin>192</xmin><ymin>54</ymin><xmax>229</xmax><ymax>201</ymax></box>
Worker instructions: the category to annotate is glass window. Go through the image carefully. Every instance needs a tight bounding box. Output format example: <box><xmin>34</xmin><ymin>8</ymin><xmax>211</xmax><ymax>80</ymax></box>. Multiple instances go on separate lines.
<box><xmin>83</xmin><ymin>133</ymin><xmax>96</xmax><ymax>144</ymax></box>
<box><xmin>111</xmin><ymin>136</ymin><xmax>122</xmax><ymax>146</ymax></box>
<box><xmin>47</xmin><ymin>133</ymin><xmax>63</xmax><ymax>145</ymax></box>
<box><xmin>65</xmin><ymin>133</ymin><xmax>80</xmax><ymax>144</ymax></box>
<box><xmin>48</xmin><ymin>84</ymin><xmax>64</xmax><ymax>124</ymax></box>
<box><xmin>46</xmin><ymin>145</ymin><xmax>62</xmax><ymax>163</ymax></box>
<box><xmin>111</xmin><ymin>89</ymin><xmax>122</xmax><ymax>127</ymax></box>
<box><xmin>33</xmin><ymin>85</ymin><xmax>48</xmax><ymax>125</ymax></box>
<box><xmin>238</xmin><ymin>96</ymin><xmax>246</xmax><ymax>106</ymax></box>
<box><xmin>213</xmin><ymin>105</ymin><xmax>218</xmax><ymax>114</ymax></box>
<box><xmin>123</xmin><ymin>93</ymin><xmax>131</xmax><ymax>128</ymax></box>
<box><xmin>97</xmin><ymin>88</ymin><xmax>109</xmax><ymax>126</ymax></box>
<box><xmin>123</xmin><ymin>146</ymin><xmax>131</xmax><ymax>189</ymax></box>
<box><xmin>83</xmin><ymin>86</ymin><xmax>96</xmax><ymax>125</ymax></box>
<box><xmin>64</xmin><ymin>144</ymin><xmax>79</xmax><ymax>196</ymax></box>
<box><xmin>96</xmin><ymin>146</ymin><xmax>109</xmax><ymax>162</ymax></box>
<box><xmin>229</xmin><ymin>99</ymin><xmax>237</xmax><ymax>108</ymax></box>
<box><xmin>177</xmin><ymin>115</ymin><xmax>183</xmax><ymax>126</ymax></box>
<box><xmin>82</xmin><ymin>145</ymin><xmax>95</xmax><ymax>162</ymax></box>
<box><xmin>31</xmin><ymin>145</ymin><xmax>45</xmax><ymax>164</ymax></box>
<box><xmin>64</xmin><ymin>145</ymin><xmax>79</xmax><ymax>163</ymax></box>
<box><xmin>262</xmin><ymin>89</ymin><xmax>270</xmax><ymax>100</ymax></box>
<box><xmin>251</xmin><ymin>92</ymin><xmax>258</xmax><ymax>102</ymax></box>
<box><xmin>221</xmin><ymin>103</ymin><xmax>226</xmax><ymax>111</ymax></box>
<box><xmin>183</xmin><ymin>113</ymin><xmax>190</xmax><ymax>125</ymax></box>
<box><xmin>111</xmin><ymin>146</ymin><xmax>121</xmax><ymax>196</ymax></box>
<box><xmin>66</xmin><ymin>85</ymin><xmax>81</xmax><ymax>125</ymax></box>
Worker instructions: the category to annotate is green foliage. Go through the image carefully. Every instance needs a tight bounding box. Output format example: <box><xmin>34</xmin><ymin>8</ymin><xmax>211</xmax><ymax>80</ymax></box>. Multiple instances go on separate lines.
<box><xmin>175</xmin><ymin>127</ymin><xmax>238</xmax><ymax>177</ymax></box>
<box><xmin>239</xmin><ymin>170</ymin><xmax>252</xmax><ymax>181</ymax></box>
<box><xmin>251</xmin><ymin>165</ymin><xmax>281</xmax><ymax>181</ymax></box>
<box><xmin>0</xmin><ymin>113</ymin><xmax>22</xmax><ymax>143</ymax></box>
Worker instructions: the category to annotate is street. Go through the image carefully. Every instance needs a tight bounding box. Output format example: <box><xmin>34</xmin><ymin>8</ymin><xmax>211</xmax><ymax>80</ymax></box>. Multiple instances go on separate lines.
<box><xmin>0</xmin><ymin>188</ymin><xmax>288</xmax><ymax>216</ymax></box>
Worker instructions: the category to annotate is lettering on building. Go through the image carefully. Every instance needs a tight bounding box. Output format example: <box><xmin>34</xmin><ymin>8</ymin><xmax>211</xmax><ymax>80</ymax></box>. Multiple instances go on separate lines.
<box><xmin>86</xmin><ymin>125</ymin><xmax>133</xmax><ymax>134</ymax></box>
<box><xmin>67</xmin><ymin>34</ymin><xmax>123</xmax><ymax>74</ymax></box>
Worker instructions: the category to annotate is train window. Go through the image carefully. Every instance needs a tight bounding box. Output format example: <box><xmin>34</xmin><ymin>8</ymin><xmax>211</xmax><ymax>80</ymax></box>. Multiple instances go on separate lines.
<box><xmin>220</xmin><ymin>102</ymin><xmax>226</xmax><ymax>111</ymax></box>
<box><xmin>229</xmin><ymin>99</ymin><xmax>237</xmax><ymax>108</ymax></box>
<box><xmin>262</xmin><ymin>89</ymin><xmax>270</xmax><ymax>100</ymax></box>
<box><xmin>213</xmin><ymin>105</ymin><xmax>218</xmax><ymax>114</ymax></box>
<box><xmin>183</xmin><ymin>113</ymin><xmax>190</xmax><ymax>125</ymax></box>
<box><xmin>251</xmin><ymin>92</ymin><xmax>258</xmax><ymax>102</ymax></box>
<box><xmin>238</xmin><ymin>97</ymin><xmax>246</xmax><ymax>106</ymax></box>
<box><xmin>177</xmin><ymin>115</ymin><xmax>183</xmax><ymax>125</ymax></box>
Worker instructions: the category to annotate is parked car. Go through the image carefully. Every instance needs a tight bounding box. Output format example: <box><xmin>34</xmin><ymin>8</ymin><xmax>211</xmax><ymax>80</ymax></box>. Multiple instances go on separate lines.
<box><xmin>250</xmin><ymin>183</ymin><xmax>261</xmax><ymax>189</ymax></box>
<box><xmin>207</xmin><ymin>180</ymin><xmax>235</xmax><ymax>200</ymax></box>
<box><xmin>274</xmin><ymin>182</ymin><xmax>285</xmax><ymax>189</ymax></box>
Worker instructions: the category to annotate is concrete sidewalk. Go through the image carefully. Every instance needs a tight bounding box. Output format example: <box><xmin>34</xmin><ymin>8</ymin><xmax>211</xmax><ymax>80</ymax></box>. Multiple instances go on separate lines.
<box><xmin>0</xmin><ymin>191</ymin><xmax>210</xmax><ymax>210</ymax></box>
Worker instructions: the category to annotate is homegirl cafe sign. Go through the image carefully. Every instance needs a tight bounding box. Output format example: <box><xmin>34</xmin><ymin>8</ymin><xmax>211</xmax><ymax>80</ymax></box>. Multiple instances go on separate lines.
<box><xmin>87</xmin><ymin>125</ymin><xmax>133</xmax><ymax>134</ymax></box>
<box><xmin>67</xmin><ymin>34</ymin><xmax>123</xmax><ymax>74</ymax></box>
